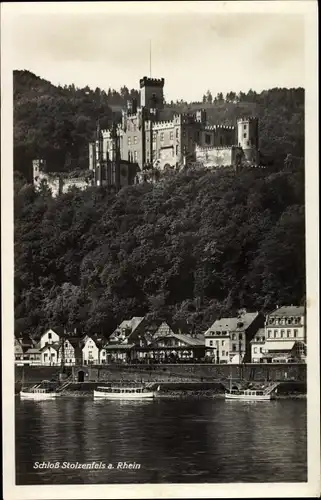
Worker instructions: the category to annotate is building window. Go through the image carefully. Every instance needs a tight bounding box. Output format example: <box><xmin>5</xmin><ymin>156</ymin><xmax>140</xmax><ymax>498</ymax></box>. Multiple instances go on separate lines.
<box><xmin>281</xmin><ymin>329</ymin><xmax>285</xmax><ymax>338</ymax></box>
<box><xmin>243</xmin><ymin>133</ymin><xmax>247</xmax><ymax>139</ymax></box>
<box><xmin>232</xmin><ymin>334</ymin><xmax>236</xmax><ymax>340</ymax></box>
<box><xmin>134</xmin><ymin>151</ymin><xmax>138</xmax><ymax>162</ymax></box>
<box><xmin>176</xmin><ymin>129</ymin><xmax>179</xmax><ymax>138</ymax></box>
<box><xmin>239</xmin><ymin>333</ymin><xmax>243</xmax><ymax>340</ymax></box>
<box><xmin>48</xmin><ymin>333</ymin><xmax>52</xmax><ymax>340</ymax></box>
<box><xmin>267</xmin><ymin>329</ymin><xmax>272</xmax><ymax>338</ymax></box>
<box><xmin>160</xmin><ymin>132</ymin><xmax>164</xmax><ymax>142</ymax></box>
<box><xmin>170</xmin><ymin>131</ymin><xmax>174</xmax><ymax>140</ymax></box>
<box><xmin>244</xmin><ymin>124</ymin><xmax>247</xmax><ymax>130</ymax></box>
<box><xmin>134</xmin><ymin>136</ymin><xmax>138</xmax><ymax>144</ymax></box>
<box><xmin>222</xmin><ymin>351</ymin><xmax>225</xmax><ymax>356</ymax></box>
<box><xmin>294</xmin><ymin>329</ymin><xmax>298</xmax><ymax>337</ymax></box>
<box><xmin>260</xmin><ymin>347</ymin><xmax>263</xmax><ymax>353</ymax></box>
<box><xmin>254</xmin><ymin>347</ymin><xmax>257</xmax><ymax>353</ymax></box>
<box><xmin>128</xmin><ymin>137</ymin><xmax>131</xmax><ymax>146</ymax></box>
<box><xmin>274</xmin><ymin>330</ymin><xmax>277</xmax><ymax>338</ymax></box>
<box><xmin>294</xmin><ymin>317</ymin><xmax>300</xmax><ymax>324</ymax></box>
<box><xmin>287</xmin><ymin>329</ymin><xmax>291</xmax><ymax>337</ymax></box>
<box><xmin>175</xmin><ymin>145</ymin><xmax>179</xmax><ymax>155</ymax></box>
<box><xmin>232</xmin><ymin>344</ymin><xmax>237</xmax><ymax>352</ymax></box>
<box><xmin>209</xmin><ymin>340</ymin><xmax>213</xmax><ymax>346</ymax></box>
<box><xmin>205</xmin><ymin>134</ymin><xmax>211</xmax><ymax>145</ymax></box>
<box><xmin>222</xmin><ymin>340</ymin><xmax>225</xmax><ymax>346</ymax></box>
<box><xmin>153</xmin><ymin>132</ymin><xmax>156</xmax><ymax>141</ymax></box>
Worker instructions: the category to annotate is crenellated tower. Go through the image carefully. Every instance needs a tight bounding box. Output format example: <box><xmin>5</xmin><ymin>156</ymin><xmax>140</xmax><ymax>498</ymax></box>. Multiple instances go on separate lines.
<box><xmin>140</xmin><ymin>77</ymin><xmax>165</xmax><ymax>115</ymax></box>
<box><xmin>237</xmin><ymin>117</ymin><xmax>259</xmax><ymax>164</ymax></box>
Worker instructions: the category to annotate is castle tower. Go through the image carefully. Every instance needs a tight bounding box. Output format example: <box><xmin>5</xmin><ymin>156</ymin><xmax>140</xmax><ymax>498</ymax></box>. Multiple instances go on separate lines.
<box><xmin>140</xmin><ymin>77</ymin><xmax>165</xmax><ymax>113</ymax></box>
<box><xmin>94</xmin><ymin>121</ymin><xmax>104</xmax><ymax>185</ymax></box>
<box><xmin>109</xmin><ymin>122</ymin><xmax>121</xmax><ymax>189</ymax></box>
<box><xmin>237</xmin><ymin>117</ymin><xmax>259</xmax><ymax>163</ymax></box>
<box><xmin>32</xmin><ymin>159</ymin><xmax>46</xmax><ymax>183</ymax></box>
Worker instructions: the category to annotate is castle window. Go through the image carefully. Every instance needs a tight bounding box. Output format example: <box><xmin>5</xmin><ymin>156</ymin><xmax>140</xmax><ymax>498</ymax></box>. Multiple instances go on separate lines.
<box><xmin>170</xmin><ymin>131</ymin><xmax>174</xmax><ymax>140</ymax></box>
<box><xmin>160</xmin><ymin>132</ymin><xmax>164</xmax><ymax>142</ymax></box>
<box><xmin>244</xmin><ymin>124</ymin><xmax>247</xmax><ymax>130</ymax></box>
<box><xmin>243</xmin><ymin>133</ymin><xmax>247</xmax><ymax>139</ymax></box>
<box><xmin>176</xmin><ymin>129</ymin><xmax>179</xmax><ymax>138</ymax></box>
<box><xmin>134</xmin><ymin>151</ymin><xmax>138</xmax><ymax>162</ymax></box>
<box><xmin>175</xmin><ymin>145</ymin><xmax>179</xmax><ymax>155</ymax></box>
<box><xmin>153</xmin><ymin>132</ymin><xmax>156</xmax><ymax>141</ymax></box>
<box><xmin>134</xmin><ymin>136</ymin><xmax>138</xmax><ymax>144</ymax></box>
<box><xmin>128</xmin><ymin>137</ymin><xmax>131</xmax><ymax>146</ymax></box>
<box><xmin>205</xmin><ymin>134</ymin><xmax>211</xmax><ymax>145</ymax></box>
<box><xmin>247</xmin><ymin>141</ymin><xmax>250</xmax><ymax>146</ymax></box>
<box><xmin>294</xmin><ymin>329</ymin><xmax>298</xmax><ymax>337</ymax></box>
<box><xmin>281</xmin><ymin>329</ymin><xmax>285</xmax><ymax>338</ymax></box>
<box><xmin>287</xmin><ymin>330</ymin><xmax>291</xmax><ymax>337</ymax></box>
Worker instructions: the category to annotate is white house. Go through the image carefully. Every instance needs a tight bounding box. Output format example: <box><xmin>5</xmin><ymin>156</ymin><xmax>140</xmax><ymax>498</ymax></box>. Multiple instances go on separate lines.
<box><xmin>82</xmin><ymin>336</ymin><xmax>100</xmax><ymax>365</ymax></box>
<box><xmin>40</xmin><ymin>343</ymin><xmax>59</xmax><ymax>365</ymax></box>
<box><xmin>40</xmin><ymin>328</ymin><xmax>61</xmax><ymax>349</ymax></box>
<box><xmin>263</xmin><ymin>305</ymin><xmax>306</xmax><ymax>362</ymax></box>
<box><xmin>250</xmin><ymin>328</ymin><xmax>265</xmax><ymax>363</ymax></box>
<box><xmin>204</xmin><ymin>311</ymin><xmax>264</xmax><ymax>363</ymax></box>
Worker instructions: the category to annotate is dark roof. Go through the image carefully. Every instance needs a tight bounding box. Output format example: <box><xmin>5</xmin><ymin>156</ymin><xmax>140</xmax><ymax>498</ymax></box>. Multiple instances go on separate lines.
<box><xmin>67</xmin><ymin>337</ymin><xmax>84</xmax><ymax>348</ymax></box>
<box><xmin>205</xmin><ymin>312</ymin><xmax>259</xmax><ymax>335</ymax></box>
<box><xmin>40</xmin><ymin>342</ymin><xmax>60</xmax><ymax>352</ymax></box>
<box><xmin>104</xmin><ymin>344</ymin><xmax>135</xmax><ymax>350</ymax></box>
<box><xmin>269</xmin><ymin>306</ymin><xmax>304</xmax><ymax>317</ymax></box>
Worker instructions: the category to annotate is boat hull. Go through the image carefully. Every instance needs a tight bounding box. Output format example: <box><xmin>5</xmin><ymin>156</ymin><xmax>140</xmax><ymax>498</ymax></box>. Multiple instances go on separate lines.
<box><xmin>93</xmin><ymin>390</ymin><xmax>155</xmax><ymax>399</ymax></box>
<box><xmin>20</xmin><ymin>391</ymin><xmax>57</xmax><ymax>400</ymax></box>
<box><xmin>225</xmin><ymin>393</ymin><xmax>271</xmax><ymax>401</ymax></box>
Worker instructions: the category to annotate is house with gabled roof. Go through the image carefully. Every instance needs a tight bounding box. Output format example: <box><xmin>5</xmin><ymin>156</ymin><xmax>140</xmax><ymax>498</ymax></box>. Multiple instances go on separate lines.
<box><xmin>39</xmin><ymin>328</ymin><xmax>62</xmax><ymax>349</ymax></box>
<box><xmin>40</xmin><ymin>342</ymin><xmax>60</xmax><ymax>365</ymax></box>
<box><xmin>204</xmin><ymin>310</ymin><xmax>265</xmax><ymax>363</ymax></box>
<box><xmin>131</xmin><ymin>319</ymin><xmax>205</xmax><ymax>363</ymax></box>
<box><xmin>57</xmin><ymin>337</ymin><xmax>83</xmax><ymax>366</ymax></box>
<box><xmin>82</xmin><ymin>334</ymin><xmax>107</xmax><ymax>365</ymax></box>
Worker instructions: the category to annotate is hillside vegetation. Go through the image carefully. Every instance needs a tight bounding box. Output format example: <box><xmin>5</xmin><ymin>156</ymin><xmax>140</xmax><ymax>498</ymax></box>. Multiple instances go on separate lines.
<box><xmin>14</xmin><ymin>70</ymin><xmax>304</xmax><ymax>180</ymax></box>
<box><xmin>14</xmin><ymin>163</ymin><xmax>305</xmax><ymax>338</ymax></box>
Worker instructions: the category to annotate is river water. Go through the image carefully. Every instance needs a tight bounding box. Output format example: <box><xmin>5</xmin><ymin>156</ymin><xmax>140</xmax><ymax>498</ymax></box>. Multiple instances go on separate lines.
<box><xmin>15</xmin><ymin>397</ymin><xmax>307</xmax><ymax>484</ymax></box>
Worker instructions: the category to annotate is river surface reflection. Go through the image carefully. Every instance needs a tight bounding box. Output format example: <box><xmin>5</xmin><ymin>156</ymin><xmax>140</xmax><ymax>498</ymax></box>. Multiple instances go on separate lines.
<box><xmin>15</xmin><ymin>397</ymin><xmax>307</xmax><ymax>484</ymax></box>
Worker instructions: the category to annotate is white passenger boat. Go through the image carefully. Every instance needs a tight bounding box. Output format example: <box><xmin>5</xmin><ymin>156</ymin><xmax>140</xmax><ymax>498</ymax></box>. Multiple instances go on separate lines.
<box><xmin>225</xmin><ymin>388</ymin><xmax>271</xmax><ymax>401</ymax></box>
<box><xmin>93</xmin><ymin>384</ymin><xmax>159</xmax><ymax>400</ymax></box>
<box><xmin>20</xmin><ymin>381</ymin><xmax>58</xmax><ymax>400</ymax></box>
<box><xmin>20</xmin><ymin>388</ymin><xmax>58</xmax><ymax>400</ymax></box>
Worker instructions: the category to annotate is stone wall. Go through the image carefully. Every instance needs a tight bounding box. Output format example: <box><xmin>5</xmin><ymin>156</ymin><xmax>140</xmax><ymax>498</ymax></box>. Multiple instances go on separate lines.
<box><xmin>15</xmin><ymin>363</ymin><xmax>306</xmax><ymax>385</ymax></box>
<box><xmin>195</xmin><ymin>146</ymin><xmax>241</xmax><ymax>168</ymax></box>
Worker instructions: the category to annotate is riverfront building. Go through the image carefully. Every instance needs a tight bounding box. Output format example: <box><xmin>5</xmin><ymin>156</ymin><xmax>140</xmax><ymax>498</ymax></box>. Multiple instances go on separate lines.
<box><xmin>204</xmin><ymin>311</ymin><xmax>264</xmax><ymax>363</ymax></box>
<box><xmin>262</xmin><ymin>305</ymin><xmax>306</xmax><ymax>362</ymax></box>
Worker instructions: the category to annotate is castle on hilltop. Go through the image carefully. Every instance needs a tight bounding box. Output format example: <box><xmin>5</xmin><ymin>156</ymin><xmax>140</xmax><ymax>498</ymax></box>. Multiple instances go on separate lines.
<box><xmin>89</xmin><ymin>75</ymin><xmax>260</xmax><ymax>185</ymax></box>
<box><xmin>33</xmin><ymin>76</ymin><xmax>260</xmax><ymax>197</ymax></box>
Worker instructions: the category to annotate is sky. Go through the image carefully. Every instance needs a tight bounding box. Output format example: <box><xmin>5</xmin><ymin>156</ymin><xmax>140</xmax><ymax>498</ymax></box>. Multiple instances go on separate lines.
<box><xmin>7</xmin><ymin>4</ymin><xmax>305</xmax><ymax>102</ymax></box>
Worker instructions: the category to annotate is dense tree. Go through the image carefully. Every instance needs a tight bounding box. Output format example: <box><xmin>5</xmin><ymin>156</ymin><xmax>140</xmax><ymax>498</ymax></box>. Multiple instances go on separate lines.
<box><xmin>14</xmin><ymin>162</ymin><xmax>305</xmax><ymax>338</ymax></box>
<box><xmin>13</xmin><ymin>71</ymin><xmax>305</xmax><ymax>339</ymax></box>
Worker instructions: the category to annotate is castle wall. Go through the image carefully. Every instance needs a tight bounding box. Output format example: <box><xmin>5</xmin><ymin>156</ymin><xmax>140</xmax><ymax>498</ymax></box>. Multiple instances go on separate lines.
<box><xmin>195</xmin><ymin>146</ymin><xmax>243</xmax><ymax>168</ymax></box>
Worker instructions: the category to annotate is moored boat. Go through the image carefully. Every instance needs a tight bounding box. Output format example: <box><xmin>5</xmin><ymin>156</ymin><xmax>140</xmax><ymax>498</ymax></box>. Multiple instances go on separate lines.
<box><xmin>20</xmin><ymin>380</ymin><xmax>58</xmax><ymax>400</ymax></box>
<box><xmin>225</xmin><ymin>388</ymin><xmax>271</xmax><ymax>401</ymax></box>
<box><xmin>93</xmin><ymin>384</ymin><xmax>159</xmax><ymax>399</ymax></box>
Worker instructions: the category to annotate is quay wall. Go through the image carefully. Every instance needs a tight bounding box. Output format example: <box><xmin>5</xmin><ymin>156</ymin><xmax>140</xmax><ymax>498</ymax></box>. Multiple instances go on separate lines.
<box><xmin>15</xmin><ymin>363</ymin><xmax>306</xmax><ymax>384</ymax></box>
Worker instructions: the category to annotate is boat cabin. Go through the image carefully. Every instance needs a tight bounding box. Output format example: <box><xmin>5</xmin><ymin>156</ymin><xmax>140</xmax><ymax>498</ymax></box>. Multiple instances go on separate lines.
<box><xmin>95</xmin><ymin>386</ymin><xmax>147</xmax><ymax>394</ymax></box>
